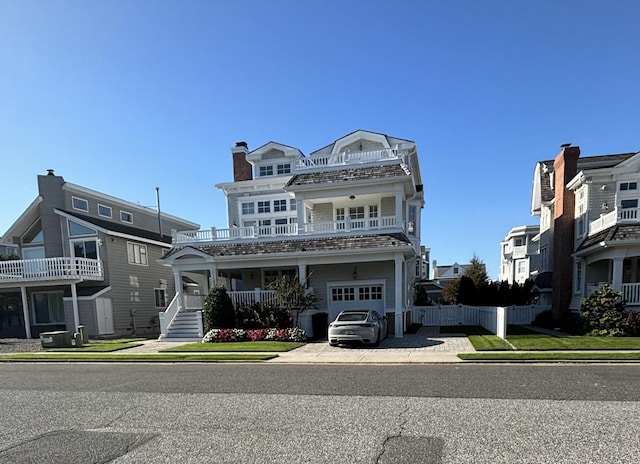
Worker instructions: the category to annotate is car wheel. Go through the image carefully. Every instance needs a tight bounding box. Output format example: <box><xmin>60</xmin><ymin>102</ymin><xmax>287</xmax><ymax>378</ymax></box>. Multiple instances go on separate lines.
<box><xmin>373</xmin><ymin>330</ymin><xmax>381</xmax><ymax>347</ymax></box>
<box><xmin>329</xmin><ymin>342</ymin><xmax>338</xmax><ymax>347</ymax></box>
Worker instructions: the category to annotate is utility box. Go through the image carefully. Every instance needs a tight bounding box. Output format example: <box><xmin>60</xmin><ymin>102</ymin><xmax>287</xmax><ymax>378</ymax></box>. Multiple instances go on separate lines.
<box><xmin>40</xmin><ymin>331</ymin><xmax>72</xmax><ymax>348</ymax></box>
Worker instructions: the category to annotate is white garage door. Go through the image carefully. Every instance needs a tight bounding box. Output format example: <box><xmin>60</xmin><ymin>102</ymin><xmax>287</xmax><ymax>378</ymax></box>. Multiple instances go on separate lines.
<box><xmin>328</xmin><ymin>284</ymin><xmax>385</xmax><ymax>322</ymax></box>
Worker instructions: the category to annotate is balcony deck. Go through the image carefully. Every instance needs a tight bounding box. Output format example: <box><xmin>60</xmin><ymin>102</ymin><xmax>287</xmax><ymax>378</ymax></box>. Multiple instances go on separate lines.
<box><xmin>0</xmin><ymin>257</ymin><xmax>103</xmax><ymax>284</ymax></box>
<box><xmin>295</xmin><ymin>147</ymin><xmax>405</xmax><ymax>170</ymax></box>
<box><xmin>172</xmin><ymin>216</ymin><xmax>400</xmax><ymax>245</ymax></box>
<box><xmin>589</xmin><ymin>207</ymin><xmax>640</xmax><ymax>236</ymax></box>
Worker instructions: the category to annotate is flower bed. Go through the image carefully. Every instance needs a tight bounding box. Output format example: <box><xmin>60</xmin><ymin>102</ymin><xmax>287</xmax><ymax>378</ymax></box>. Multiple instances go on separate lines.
<box><xmin>203</xmin><ymin>327</ymin><xmax>307</xmax><ymax>343</ymax></box>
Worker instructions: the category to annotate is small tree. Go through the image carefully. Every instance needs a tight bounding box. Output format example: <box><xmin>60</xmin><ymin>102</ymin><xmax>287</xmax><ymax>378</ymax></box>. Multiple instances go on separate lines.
<box><xmin>457</xmin><ymin>275</ymin><xmax>476</xmax><ymax>305</ymax></box>
<box><xmin>581</xmin><ymin>284</ymin><xmax>627</xmax><ymax>336</ymax></box>
<box><xmin>441</xmin><ymin>278</ymin><xmax>460</xmax><ymax>304</ymax></box>
<box><xmin>202</xmin><ymin>285</ymin><xmax>236</xmax><ymax>332</ymax></box>
<box><xmin>268</xmin><ymin>274</ymin><xmax>318</xmax><ymax>327</ymax></box>
<box><xmin>464</xmin><ymin>255</ymin><xmax>489</xmax><ymax>288</ymax></box>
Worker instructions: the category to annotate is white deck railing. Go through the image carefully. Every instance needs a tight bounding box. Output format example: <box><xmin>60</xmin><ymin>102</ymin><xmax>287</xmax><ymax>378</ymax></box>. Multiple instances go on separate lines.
<box><xmin>159</xmin><ymin>293</ymin><xmax>180</xmax><ymax>336</ymax></box>
<box><xmin>173</xmin><ymin>216</ymin><xmax>399</xmax><ymax>245</ymax></box>
<box><xmin>296</xmin><ymin>147</ymin><xmax>404</xmax><ymax>170</ymax></box>
<box><xmin>0</xmin><ymin>257</ymin><xmax>103</xmax><ymax>283</ymax></box>
<box><xmin>622</xmin><ymin>283</ymin><xmax>640</xmax><ymax>305</ymax></box>
<box><xmin>589</xmin><ymin>207</ymin><xmax>640</xmax><ymax>236</ymax></box>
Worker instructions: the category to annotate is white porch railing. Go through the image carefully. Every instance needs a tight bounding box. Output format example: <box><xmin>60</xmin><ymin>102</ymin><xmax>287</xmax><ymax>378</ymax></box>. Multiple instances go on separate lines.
<box><xmin>622</xmin><ymin>283</ymin><xmax>640</xmax><ymax>305</ymax></box>
<box><xmin>172</xmin><ymin>217</ymin><xmax>399</xmax><ymax>245</ymax></box>
<box><xmin>296</xmin><ymin>147</ymin><xmax>404</xmax><ymax>170</ymax></box>
<box><xmin>589</xmin><ymin>207</ymin><xmax>640</xmax><ymax>236</ymax></box>
<box><xmin>0</xmin><ymin>257</ymin><xmax>103</xmax><ymax>283</ymax></box>
<box><xmin>159</xmin><ymin>293</ymin><xmax>180</xmax><ymax>336</ymax></box>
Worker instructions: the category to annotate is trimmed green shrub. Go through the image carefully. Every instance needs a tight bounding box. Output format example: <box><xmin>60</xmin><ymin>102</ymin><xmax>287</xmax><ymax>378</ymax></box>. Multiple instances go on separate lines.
<box><xmin>202</xmin><ymin>285</ymin><xmax>236</xmax><ymax>332</ymax></box>
<box><xmin>581</xmin><ymin>284</ymin><xmax>627</xmax><ymax>336</ymax></box>
<box><xmin>235</xmin><ymin>303</ymin><xmax>291</xmax><ymax>329</ymax></box>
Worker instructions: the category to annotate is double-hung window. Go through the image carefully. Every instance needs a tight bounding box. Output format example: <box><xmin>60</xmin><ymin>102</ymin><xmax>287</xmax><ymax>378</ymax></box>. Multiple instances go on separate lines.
<box><xmin>242</xmin><ymin>202</ymin><xmax>254</xmax><ymax>215</ymax></box>
<box><xmin>274</xmin><ymin>199</ymin><xmax>287</xmax><ymax>212</ymax></box>
<box><xmin>259</xmin><ymin>166</ymin><xmax>274</xmax><ymax>177</ymax></box>
<box><xmin>277</xmin><ymin>163</ymin><xmax>291</xmax><ymax>175</ymax></box>
<box><xmin>127</xmin><ymin>242</ymin><xmax>148</xmax><ymax>265</ymax></box>
<box><xmin>258</xmin><ymin>201</ymin><xmax>270</xmax><ymax>214</ymax></box>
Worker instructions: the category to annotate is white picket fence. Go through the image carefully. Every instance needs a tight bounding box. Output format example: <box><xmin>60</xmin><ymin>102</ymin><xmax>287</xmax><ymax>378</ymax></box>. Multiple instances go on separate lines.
<box><xmin>410</xmin><ymin>304</ymin><xmax>551</xmax><ymax>339</ymax></box>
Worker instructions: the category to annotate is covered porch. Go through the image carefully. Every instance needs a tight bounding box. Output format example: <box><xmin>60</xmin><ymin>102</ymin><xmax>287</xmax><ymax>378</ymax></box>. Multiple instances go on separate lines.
<box><xmin>582</xmin><ymin>254</ymin><xmax>640</xmax><ymax>306</ymax></box>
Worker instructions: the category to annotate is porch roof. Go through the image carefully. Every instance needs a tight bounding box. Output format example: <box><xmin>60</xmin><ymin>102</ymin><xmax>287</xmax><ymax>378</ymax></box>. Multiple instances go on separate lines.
<box><xmin>165</xmin><ymin>232</ymin><xmax>414</xmax><ymax>259</ymax></box>
<box><xmin>285</xmin><ymin>164</ymin><xmax>409</xmax><ymax>188</ymax></box>
<box><xmin>577</xmin><ymin>224</ymin><xmax>640</xmax><ymax>252</ymax></box>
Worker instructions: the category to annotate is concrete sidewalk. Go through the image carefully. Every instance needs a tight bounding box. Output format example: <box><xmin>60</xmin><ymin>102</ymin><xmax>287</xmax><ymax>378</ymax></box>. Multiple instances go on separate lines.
<box><xmin>123</xmin><ymin>327</ymin><xmax>474</xmax><ymax>363</ymax></box>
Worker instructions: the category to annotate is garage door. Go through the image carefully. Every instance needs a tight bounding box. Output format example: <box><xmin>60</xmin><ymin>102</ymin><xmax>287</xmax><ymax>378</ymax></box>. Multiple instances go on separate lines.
<box><xmin>328</xmin><ymin>284</ymin><xmax>385</xmax><ymax>322</ymax></box>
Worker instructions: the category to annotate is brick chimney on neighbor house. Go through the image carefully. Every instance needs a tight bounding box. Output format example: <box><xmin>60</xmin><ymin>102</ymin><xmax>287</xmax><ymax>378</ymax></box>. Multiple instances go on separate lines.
<box><xmin>232</xmin><ymin>141</ymin><xmax>253</xmax><ymax>182</ymax></box>
<box><xmin>552</xmin><ymin>144</ymin><xmax>580</xmax><ymax>321</ymax></box>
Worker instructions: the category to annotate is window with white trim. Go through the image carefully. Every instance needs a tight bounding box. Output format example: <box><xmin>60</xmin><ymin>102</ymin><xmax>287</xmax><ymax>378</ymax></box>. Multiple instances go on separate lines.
<box><xmin>359</xmin><ymin>286</ymin><xmax>383</xmax><ymax>300</ymax></box>
<box><xmin>290</xmin><ymin>199</ymin><xmax>297</xmax><ymax>211</ymax></box>
<box><xmin>277</xmin><ymin>163</ymin><xmax>291</xmax><ymax>175</ymax></box>
<box><xmin>575</xmin><ymin>260</ymin><xmax>583</xmax><ymax>294</ymax></box>
<box><xmin>336</xmin><ymin>208</ymin><xmax>345</xmax><ymax>229</ymax></box>
<box><xmin>332</xmin><ymin>287</ymin><xmax>355</xmax><ymax>301</ymax></box>
<box><xmin>242</xmin><ymin>202</ymin><xmax>254</xmax><ymax>215</ymax></box>
<box><xmin>72</xmin><ymin>197</ymin><xmax>89</xmax><ymax>212</ymax></box>
<box><xmin>258</xmin><ymin>201</ymin><xmax>270</xmax><ymax>213</ymax></box>
<box><xmin>127</xmin><ymin>242</ymin><xmax>148</xmax><ymax>265</ymax></box>
<box><xmin>22</xmin><ymin>219</ymin><xmax>44</xmax><ymax>244</ymax></box>
<box><xmin>259</xmin><ymin>166</ymin><xmax>273</xmax><ymax>177</ymax></box>
<box><xmin>73</xmin><ymin>239</ymin><xmax>98</xmax><ymax>260</ymax></box>
<box><xmin>120</xmin><ymin>211</ymin><xmax>133</xmax><ymax>223</ymax></box>
<box><xmin>274</xmin><ymin>199</ymin><xmax>287</xmax><ymax>212</ymax></box>
<box><xmin>98</xmin><ymin>204</ymin><xmax>112</xmax><ymax>218</ymax></box>
<box><xmin>620</xmin><ymin>182</ymin><xmax>638</xmax><ymax>191</ymax></box>
<box><xmin>68</xmin><ymin>220</ymin><xmax>97</xmax><ymax>237</ymax></box>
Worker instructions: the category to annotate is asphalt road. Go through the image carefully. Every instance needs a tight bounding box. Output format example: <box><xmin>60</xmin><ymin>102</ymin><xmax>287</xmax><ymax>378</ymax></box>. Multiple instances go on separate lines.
<box><xmin>1</xmin><ymin>364</ymin><xmax>639</xmax><ymax>463</ymax></box>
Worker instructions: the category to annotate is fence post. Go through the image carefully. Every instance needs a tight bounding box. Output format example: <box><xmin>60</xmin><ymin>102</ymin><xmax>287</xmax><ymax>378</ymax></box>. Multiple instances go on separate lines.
<box><xmin>496</xmin><ymin>307</ymin><xmax>507</xmax><ymax>339</ymax></box>
<box><xmin>255</xmin><ymin>288</ymin><xmax>262</xmax><ymax>304</ymax></box>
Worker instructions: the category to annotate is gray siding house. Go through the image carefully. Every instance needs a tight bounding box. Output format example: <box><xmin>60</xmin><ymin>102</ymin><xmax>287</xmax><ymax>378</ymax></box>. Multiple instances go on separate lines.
<box><xmin>0</xmin><ymin>170</ymin><xmax>199</xmax><ymax>338</ymax></box>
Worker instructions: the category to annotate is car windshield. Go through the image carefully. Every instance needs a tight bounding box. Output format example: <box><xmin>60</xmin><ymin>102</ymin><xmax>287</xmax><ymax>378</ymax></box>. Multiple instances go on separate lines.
<box><xmin>337</xmin><ymin>312</ymin><xmax>368</xmax><ymax>322</ymax></box>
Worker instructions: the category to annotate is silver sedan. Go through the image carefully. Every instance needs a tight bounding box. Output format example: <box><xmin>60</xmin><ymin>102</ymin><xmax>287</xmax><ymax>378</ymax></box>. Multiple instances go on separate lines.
<box><xmin>328</xmin><ymin>309</ymin><xmax>387</xmax><ymax>347</ymax></box>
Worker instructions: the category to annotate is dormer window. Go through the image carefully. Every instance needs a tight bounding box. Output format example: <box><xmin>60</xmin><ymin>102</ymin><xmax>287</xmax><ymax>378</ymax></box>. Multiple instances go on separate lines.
<box><xmin>72</xmin><ymin>197</ymin><xmax>89</xmax><ymax>212</ymax></box>
<box><xmin>259</xmin><ymin>166</ymin><xmax>274</xmax><ymax>177</ymax></box>
<box><xmin>277</xmin><ymin>163</ymin><xmax>291</xmax><ymax>175</ymax></box>
<box><xmin>453</xmin><ymin>267</ymin><xmax>459</xmax><ymax>274</ymax></box>
<box><xmin>620</xmin><ymin>182</ymin><xmax>638</xmax><ymax>191</ymax></box>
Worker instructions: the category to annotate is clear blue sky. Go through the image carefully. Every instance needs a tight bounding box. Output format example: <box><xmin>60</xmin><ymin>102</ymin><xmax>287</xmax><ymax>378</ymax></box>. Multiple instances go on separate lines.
<box><xmin>1</xmin><ymin>0</ymin><xmax>639</xmax><ymax>279</ymax></box>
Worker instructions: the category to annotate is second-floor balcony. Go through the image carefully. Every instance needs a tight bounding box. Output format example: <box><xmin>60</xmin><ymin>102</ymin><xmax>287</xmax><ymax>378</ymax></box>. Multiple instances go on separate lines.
<box><xmin>0</xmin><ymin>257</ymin><xmax>103</xmax><ymax>284</ymax></box>
<box><xmin>172</xmin><ymin>216</ymin><xmax>399</xmax><ymax>245</ymax></box>
<box><xmin>295</xmin><ymin>147</ymin><xmax>405</xmax><ymax>170</ymax></box>
<box><xmin>588</xmin><ymin>207</ymin><xmax>639</xmax><ymax>236</ymax></box>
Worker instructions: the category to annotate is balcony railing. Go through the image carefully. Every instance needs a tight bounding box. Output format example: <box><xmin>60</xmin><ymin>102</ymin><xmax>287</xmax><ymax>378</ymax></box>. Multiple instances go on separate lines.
<box><xmin>172</xmin><ymin>216</ymin><xmax>398</xmax><ymax>245</ymax></box>
<box><xmin>589</xmin><ymin>207</ymin><xmax>640</xmax><ymax>236</ymax></box>
<box><xmin>0</xmin><ymin>257</ymin><xmax>103</xmax><ymax>283</ymax></box>
<box><xmin>296</xmin><ymin>147</ymin><xmax>404</xmax><ymax>170</ymax></box>
<box><xmin>622</xmin><ymin>283</ymin><xmax>640</xmax><ymax>305</ymax></box>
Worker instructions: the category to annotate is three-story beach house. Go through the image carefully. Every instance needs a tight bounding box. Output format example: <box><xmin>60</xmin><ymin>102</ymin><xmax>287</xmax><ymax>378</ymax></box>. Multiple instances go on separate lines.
<box><xmin>532</xmin><ymin>145</ymin><xmax>640</xmax><ymax>318</ymax></box>
<box><xmin>160</xmin><ymin>130</ymin><xmax>425</xmax><ymax>339</ymax></box>
<box><xmin>0</xmin><ymin>170</ymin><xmax>199</xmax><ymax>339</ymax></box>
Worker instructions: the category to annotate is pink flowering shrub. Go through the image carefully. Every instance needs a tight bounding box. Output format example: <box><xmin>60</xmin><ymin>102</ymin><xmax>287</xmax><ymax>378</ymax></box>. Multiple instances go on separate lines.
<box><xmin>202</xmin><ymin>327</ymin><xmax>306</xmax><ymax>343</ymax></box>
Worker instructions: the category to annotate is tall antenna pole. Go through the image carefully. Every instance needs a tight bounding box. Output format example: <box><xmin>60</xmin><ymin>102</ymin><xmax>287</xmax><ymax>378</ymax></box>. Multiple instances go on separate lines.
<box><xmin>156</xmin><ymin>187</ymin><xmax>163</xmax><ymax>237</ymax></box>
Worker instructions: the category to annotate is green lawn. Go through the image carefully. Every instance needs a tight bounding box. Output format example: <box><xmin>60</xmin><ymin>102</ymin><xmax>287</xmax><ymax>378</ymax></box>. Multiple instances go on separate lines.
<box><xmin>508</xmin><ymin>334</ymin><xmax>640</xmax><ymax>350</ymax></box>
<box><xmin>47</xmin><ymin>338</ymin><xmax>146</xmax><ymax>352</ymax></box>
<box><xmin>440</xmin><ymin>325</ymin><xmax>512</xmax><ymax>351</ymax></box>
<box><xmin>0</xmin><ymin>353</ymin><xmax>277</xmax><ymax>362</ymax></box>
<box><xmin>160</xmin><ymin>341</ymin><xmax>305</xmax><ymax>352</ymax></box>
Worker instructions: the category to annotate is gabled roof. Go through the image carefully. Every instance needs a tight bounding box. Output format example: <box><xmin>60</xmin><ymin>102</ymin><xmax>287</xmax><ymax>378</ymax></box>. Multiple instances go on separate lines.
<box><xmin>285</xmin><ymin>164</ymin><xmax>410</xmax><ymax>188</ymax></box>
<box><xmin>309</xmin><ymin>130</ymin><xmax>414</xmax><ymax>157</ymax></box>
<box><xmin>164</xmin><ymin>232</ymin><xmax>414</xmax><ymax>260</ymax></box>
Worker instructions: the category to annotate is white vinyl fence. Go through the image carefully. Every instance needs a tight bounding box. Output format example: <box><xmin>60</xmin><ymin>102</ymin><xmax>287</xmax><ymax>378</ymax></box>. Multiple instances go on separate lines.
<box><xmin>410</xmin><ymin>304</ymin><xmax>551</xmax><ymax>339</ymax></box>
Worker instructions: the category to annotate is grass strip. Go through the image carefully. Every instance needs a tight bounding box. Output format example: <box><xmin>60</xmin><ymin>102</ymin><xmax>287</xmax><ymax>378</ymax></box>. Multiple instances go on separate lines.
<box><xmin>47</xmin><ymin>342</ymin><xmax>144</xmax><ymax>352</ymax></box>
<box><xmin>0</xmin><ymin>353</ymin><xmax>276</xmax><ymax>362</ymax></box>
<box><xmin>507</xmin><ymin>335</ymin><xmax>640</xmax><ymax>350</ymax></box>
<box><xmin>160</xmin><ymin>341</ymin><xmax>305</xmax><ymax>352</ymax></box>
<box><xmin>467</xmin><ymin>335</ymin><xmax>512</xmax><ymax>351</ymax></box>
<box><xmin>440</xmin><ymin>325</ymin><xmax>493</xmax><ymax>335</ymax></box>
<box><xmin>459</xmin><ymin>352</ymin><xmax>640</xmax><ymax>361</ymax></box>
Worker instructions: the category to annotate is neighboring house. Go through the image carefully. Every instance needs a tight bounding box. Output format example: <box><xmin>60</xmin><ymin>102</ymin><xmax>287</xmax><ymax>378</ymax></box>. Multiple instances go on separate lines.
<box><xmin>160</xmin><ymin>130</ymin><xmax>425</xmax><ymax>339</ymax></box>
<box><xmin>498</xmin><ymin>225</ymin><xmax>540</xmax><ymax>285</ymax></box>
<box><xmin>531</xmin><ymin>145</ymin><xmax>640</xmax><ymax>318</ymax></box>
<box><xmin>432</xmin><ymin>261</ymin><xmax>470</xmax><ymax>287</ymax></box>
<box><xmin>0</xmin><ymin>170</ymin><xmax>199</xmax><ymax>339</ymax></box>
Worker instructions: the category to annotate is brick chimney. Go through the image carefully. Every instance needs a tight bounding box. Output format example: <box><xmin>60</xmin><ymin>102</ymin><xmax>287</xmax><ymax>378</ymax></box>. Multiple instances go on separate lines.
<box><xmin>232</xmin><ymin>142</ymin><xmax>253</xmax><ymax>182</ymax></box>
<box><xmin>551</xmin><ymin>145</ymin><xmax>580</xmax><ymax>321</ymax></box>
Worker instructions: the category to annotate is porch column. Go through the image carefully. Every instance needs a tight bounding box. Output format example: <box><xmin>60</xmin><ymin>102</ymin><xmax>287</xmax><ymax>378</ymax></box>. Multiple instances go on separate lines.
<box><xmin>394</xmin><ymin>186</ymin><xmax>403</xmax><ymax>230</ymax></box>
<box><xmin>70</xmin><ymin>282</ymin><xmax>80</xmax><ymax>332</ymax></box>
<box><xmin>173</xmin><ymin>269</ymin><xmax>183</xmax><ymax>311</ymax></box>
<box><xmin>394</xmin><ymin>253</ymin><xmax>403</xmax><ymax>338</ymax></box>
<box><xmin>612</xmin><ymin>257</ymin><xmax>624</xmax><ymax>293</ymax></box>
<box><xmin>20</xmin><ymin>286</ymin><xmax>31</xmax><ymax>339</ymax></box>
<box><xmin>295</xmin><ymin>194</ymin><xmax>305</xmax><ymax>234</ymax></box>
<box><xmin>298</xmin><ymin>260</ymin><xmax>307</xmax><ymax>285</ymax></box>
<box><xmin>207</xmin><ymin>264</ymin><xmax>217</xmax><ymax>291</ymax></box>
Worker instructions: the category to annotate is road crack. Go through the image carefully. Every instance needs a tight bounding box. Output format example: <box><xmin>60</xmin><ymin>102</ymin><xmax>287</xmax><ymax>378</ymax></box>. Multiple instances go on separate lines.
<box><xmin>375</xmin><ymin>402</ymin><xmax>411</xmax><ymax>463</ymax></box>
